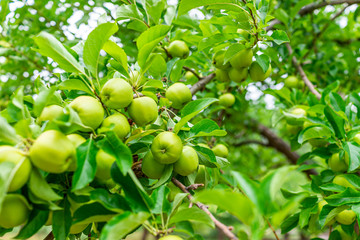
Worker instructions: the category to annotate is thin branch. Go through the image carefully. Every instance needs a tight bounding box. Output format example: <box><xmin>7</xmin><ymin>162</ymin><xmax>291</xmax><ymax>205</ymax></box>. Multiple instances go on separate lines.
<box><xmin>265</xmin><ymin>217</ymin><xmax>280</xmax><ymax>240</ymax></box>
<box><xmin>234</xmin><ymin>139</ymin><xmax>269</xmax><ymax>147</ymax></box>
<box><xmin>183</xmin><ymin>66</ymin><xmax>201</xmax><ymax>80</ymax></box>
<box><xmin>44</xmin><ymin>231</ymin><xmax>54</xmax><ymax>240</ymax></box>
<box><xmin>186</xmin><ymin>183</ymin><xmax>204</xmax><ymax>190</ymax></box>
<box><xmin>171</xmin><ymin>178</ymin><xmax>238</xmax><ymax>240</ymax></box>
<box><xmin>285</xmin><ymin>43</ymin><xmax>322</xmax><ymax>100</ymax></box>
<box><xmin>241</xmin><ymin>0</ymin><xmax>259</xmax><ymax>43</ymax></box>
<box><xmin>190</xmin><ymin>73</ymin><xmax>216</xmax><ymax>95</ymax></box>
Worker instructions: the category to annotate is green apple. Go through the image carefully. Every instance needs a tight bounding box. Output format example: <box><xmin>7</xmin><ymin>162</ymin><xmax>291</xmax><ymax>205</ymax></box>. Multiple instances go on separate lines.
<box><xmin>66</xmin><ymin>134</ymin><xmax>86</xmax><ymax>172</ymax></box>
<box><xmin>329</xmin><ymin>152</ymin><xmax>349</xmax><ymax>172</ymax></box>
<box><xmin>100</xmin><ymin>113</ymin><xmax>130</xmax><ymax>140</ymax></box>
<box><xmin>195</xmin><ymin>165</ymin><xmax>206</xmax><ymax>184</ymax></box>
<box><xmin>30</xmin><ymin>130</ymin><xmax>75</xmax><ymax>173</ymax></box>
<box><xmin>185</xmin><ymin>71</ymin><xmax>196</xmax><ymax>81</ymax></box>
<box><xmin>151</xmin><ymin>131</ymin><xmax>183</xmax><ymax>164</ymax></box>
<box><xmin>215</xmin><ymin>68</ymin><xmax>230</xmax><ymax>82</ymax></box>
<box><xmin>159</xmin><ymin>235</ymin><xmax>183</xmax><ymax>240</ymax></box>
<box><xmin>333</xmin><ymin>175</ymin><xmax>356</xmax><ymax>189</ymax></box>
<box><xmin>167</xmin><ymin>181</ymin><xmax>182</xmax><ymax>202</ymax></box>
<box><xmin>212</xmin><ymin>144</ymin><xmax>229</xmax><ymax>158</ymax></box>
<box><xmin>198</xmin><ymin>143</ymin><xmax>210</xmax><ymax>149</ymax></box>
<box><xmin>100</xmin><ymin>78</ymin><xmax>133</xmax><ymax>109</ymax></box>
<box><xmin>128</xmin><ymin>71</ymin><xmax>146</xmax><ymax>88</ymax></box>
<box><xmin>336</xmin><ymin>209</ymin><xmax>356</xmax><ymax>225</ymax></box>
<box><xmin>229</xmin><ymin>48</ymin><xmax>253</xmax><ymax>69</ymax></box>
<box><xmin>69</xmin><ymin>96</ymin><xmax>104</xmax><ymax>131</ymax></box>
<box><xmin>174</xmin><ymin>146</ymin><xmax>199</xmax><ymax>176</ymax></box>
<box><xmin>141</xmin><ymin>151</ymin><xmax>165</xmax><ymax>179</ymax></box>
<box><xmin>166</xmin><ymin>83</ymin><xmax>192</xmax><ymax>109</ymax></box>
<box><xmin>284</xmin><ymin>76</ymin><xmax>300</xmax><ymax>88</ymax></box>
<box><xmin>95</xmin><ymin>150</ymin><xmax>116</xmax><ymax>181</ymax></box>
<box><xmin>168</xmin><ymin>40</ymin><xmax>189</xmax><ymax>59</ymax></box>
<box><xmin>237</xmin><ymin>29</ymin><xmax>250</xmax><ymax>41</ymax></box>
<box><xmin>219</xmin><ymin>93</ymin><xmax>235</xmax><ymax>107</ymax></box>
<box><xmin>212</xmin><ymin>50</ymin><xmax>231</xmax><ymax>69</ymax></box>
<box><xmin>37</xmin><ymin>105</ymin><xmax>63</xmax><ymax>123</ymax></box>
<box><xmin>0</xmin><ymin>146</ymin><xmax>31</xmax><ymax>192</ymax></box>
<box><xmin>228</xmin><ymin>67</ymin><xmax>248</xmax><ymax>83</ymax></box>
<box><xmin>285</xmin><ymin>107</ymin><xmax>307</xmax><ymax>125</ymax></box>
<box><xmin>352</xmin><ymin>133</ymin><xmax>360</xmax><ymax>145</ymax></box>
<box><xmin>249</xmin><ymin>62</ymin><xmax>272</xmax><ymax>81</ymax></box>
<box><xmin>128</xmin><ymin>96</ymin><xmax>158</xmax><ymax>127</ymax></box>
<box><xmin>286</xmin><ymin>124</ymin><xmax>301</xmax><ymax>135</ymax></box>
<box><xmin>0</xmin><ymin>194</ymin><xmax>31</xmax><ymax>229</ymax></box>
<box><xmin>153</xmin><ymin>46</ymin><xmax>168</xmax><ymax>61</ymax></box>
<box><xmin>317</xmin><ymin>200</ymin><xmax>336</xmax><ymax>226</ymax></box>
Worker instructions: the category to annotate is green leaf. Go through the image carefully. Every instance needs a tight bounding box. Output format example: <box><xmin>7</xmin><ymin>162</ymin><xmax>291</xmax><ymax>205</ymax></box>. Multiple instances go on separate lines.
<box><xmin>189</xmin><ymin>119</ymin><xmax>227</xmax><ymax>138</ymax></box>
<box><xmin>100</xmin><ymin>212</ymin><xmax>150</xmax><ymax>240</ymax></box>
<box><xmin>255</xmin><ymin>54</ymin><xmax>270</xmax><ymax>73</ymax></box>
<box><xmin>178</xmin><ymin>0</ymin><xmax>236</xmax><ymax>16</ymax></box>
<box><xmin>53</xmin><ymin>198</ymin><xmax>72</xmax><ymax>240</ymax></box>
<box><xmin>224</xmin><ymin>43</ymin><xmax>246</xmax><ymax>64</ymax></box>
<box><xmin>167</xmin><ymin>192</ymin><xmax>188</xmax><ymax>219</ymax></box>
<box><xmin>329</xmin><ymin>92</ymin><xmax>345</xmax><ymax>112</ymax></box>
<box><xmin>280</xmin><ymin>213</ymin><xmax>299</xmax><ymax>234</ymax></box>
<box><xmin>198</xmin><ymin>33</ymin><xmax>238</xmax><ymax>51</ymax></box>
<box><xmin>28</xmin><ymin>168</ymin><xmax>62</xmax><ymax>201</ymax></box>
<box><xmin>343</xmin><ymin>142</ymin><xmax>360</xmax><ymax>172</ymax></box>
<box><xmin>270</xmin><ymin>30</ymin><xmax>290</xmax><ymax>45</ymax></box>
<box><xmin>7</xmin><ymin>86</ymin><xmax>27</xmax><ymax>122</ymax></box>
<box><xmin>298</xmin><ymin>125</ymin><xmax>332</xmax><ymax>144</ymax></box>
<box><xmin>83</xmin><ymin>22</ymin><xmax>118</xmax><ymax>77</ymax></box>
<box><xmin>0</xmin><ymin>0</ymin><xmax>9</xmax><ymax>25</ymax></box>
<box><xmin>116</xmin><ymin>4</ymin><xmax>147</xmax><ymax>29</ymax></box>
<box><xmin>0</xmin><ymin>117</ymin><xmax>20</xmax><ymax>145</ymax></box>
<box><xmin>193</xmin><ymin>189</ymin><xmax>254</xmax><ymax>225</ymax></box>
<box><xmin>137</xmin><ymin>25</ymin><xmax>170</xmax><ymax>50</ymax></box>
<box><xmin>174</xmin><ymin>98</ymin><xmax>218</xmax><ymax>133</ymax></box>
<box><xmin>325</xmin><ymin>188</ymin><xmax>360</xmax><ymax>206</ymax></box>
<box><xmin>33</xmin><ymin>32</ymin><xmax>85</xmax><ymax>74</ymax></box>
<box><xmin>150</xmin><ymin>185</ymin><xmax>171</xmax><ymax>214</ymax></box>
<box><xmin>350</xmin><ymin>93</ymin><xmax>360</xmax><ymax>119</ymax></box>
<box><xmin>324</xmin><ymin>105</ymin><xmax>345</xmax><ymax>139</ymax></box>
<box><xmin>0</xmin><ymin>162</ymin><xmax>15</xmax><ymax>212</ymax></box>
<box><xmin>193</xmin><ymin>146</ymin><xmax>218</xmax><ymax>168</ymax></box>
<box><xmin>89</xmin><ymin>188</ymin><xmax>131</xmax><ymax>213</ymax></box>
<box><xmin>73</xmin><ymin>202</ymin><xmax>117</xmax><ymax>225</ymax></box>
<box><xmin>15</xmin><ymin>209</ymin><xmax>49</xmax><ymax>239</ymax></box>
<box><xmin>58</xmin><ymin>79</ymin><xmax>94</xmax><ymax>96</ymax></box>
<box><xmin>319</xmin><ymin>205</ymin><xmax>348</xmax><ymax>228</ymax></box>
<box><xmin>72</xmin><ymin>138</ymin><xmax>98</xmax><ymax>191</ymax></box>
<box><xmin>169</xmin><ymin>207</ymin><xmax>214</xmax><ymax>228</ymax></box>
<box><xmin>33</xmin><ymin>86</ymin><xmax>57</xmax><ymax>117</ymax></box>
<box><xmin>102</xmin><ymin>40</ymin><xmax>128</xmax><ymax>73</ymax></box>
<box><xmin>150</xmin><ymin>164</ymin><xmax>173</xmax><ymax>189</ymax></box>
<box><xmin>141</xmin><ymin>0</ymin><xmax>165</xmax><ymax>24</ymax></box>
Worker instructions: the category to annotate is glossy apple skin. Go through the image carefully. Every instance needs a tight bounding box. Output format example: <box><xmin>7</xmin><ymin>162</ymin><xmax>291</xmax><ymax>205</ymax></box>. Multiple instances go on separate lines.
<box><xmin>212</xmin><ymin>144</ymin><xmax>229</xmax><ymax>158</ymax></box>
<box><xmin>100</xmin><ymin>78</ymin><xmax>133</xmax><ymax>109</ymax></box>
<box><xmin>38</xmin><ymin>105</ymin><xmax>63</xmax><ymax>123</ymax></box>
<box><xmin>158</xmin><ymin>235</ymin><xmax>183</xmax><ymax>240</ymax></box>
<box><xmin>66</xmin><ymin>134</ymin><xmax>86</xmax><ymax>171</ymax></box>
<box><xmin>30</xmin><ymin>130</ymin><xmax>75</xmax><ymax>173</ymax></box>
<box><xmin>333</xmin><ymin>175</ymin><xmax>356</xmax><ymax>189</ymax></box>
<box><xmin>237</xmin><ymin>29</ymin><xmax>250</xmax><ymax>40</ymax></box>
<box><xmin>69</xmin><ymin>96</ymin><xmax>104</xmax><ymax>131</ymax></box>
<box><xmin>151</xmin><ymin>132</ymin><xmax>183</xmax><ymax>164</ymax></box>
<box><xmin>128</xmin><ymin>96</ymin><xmax>158</xmax><ymax>127</ymax></box>
<box><xmin>284</xmin><ymin>76</ymin><xmax>299</xmax><ymax>88</ymax></box>
<box><xmin>212</xmin><ymin>50</ymin><xmax>231</xmax><ymax>70</ymax></box>
<box><xmin>174</xmin><ymin>146</ymin><xmax>199</xmax><ymax>176</ymax></box>
<box><xmin>100</xmin><ymin>113</ymin><xmax>130</xmax><ymax>140</ymax></box>
<box><xmin>286</xmin><ymin>124</ymin><xmax>301</xmax><ymax>135</ymax></box>
<box><xmin>352</xmin><ymin>133</ymin><xmax>360</xmax><ymax>145</ymax></box>
<box><xmin>317</xmin><ymin>200</ymin><xmax>336</xmax><ymax>226</ymax></box>
<box><xmin>286</xmin><ymin>108</ymin><xmax>307</xmax><ymax>125</ymax></box>
<box><xmin>228</xmin><ymin>67</ymin><xmax>248</xmax><ymax>83</ymax></box>
<box><xmin>215</xmin><ymin>68</ymin><xmax>230</xmax><ymax>82</ymax></box>
<box><xmin>336</xmin><ymin>209</ymin><xmax>356</xmax><ymax>225</ymax></box>
<box><xmin>249</xmin><ymin>62</ymin><xmax>272</xmax><ymax>81</ymax></box>
<box><xmin>166</xmin><ymin>83</ymin><xmax>192</xmax><ymax>109</ymax></box>
<box><xmin>168</xmin><ymin>40</ymin><xmax>189</xmax><ymax>59</ymax></box>
<box><xmin>95</xmin><ymin>149</ymin><xmax>116</xmax><ymax>181</ymax></box>
<box><xmin>141</xmin><ymin>151</ymin><xmax>165</xmax><ymax>179</ymax></box>
<box><xmin>230</xmin><ymin>48</ymin><xmax>253</xmax><ymax>69</ymax></box>
<box><xmin>329</xmin><ymin>152</ymin><xmax>349</xmax><ymax>172</ymax></box>
<box><xmin>0</xmin><ymin>194</ymin><xmax>31</xmax><ymax>229</ymax></box>
<box><xmin>0</xmin><ymin>146</ymin><xmax>32</xmax><ymax>192</ymax></box>
<box><xmin>219</xmin><ymin>93</ymin><xmax>235</xmax><ymax>107</ymax></box>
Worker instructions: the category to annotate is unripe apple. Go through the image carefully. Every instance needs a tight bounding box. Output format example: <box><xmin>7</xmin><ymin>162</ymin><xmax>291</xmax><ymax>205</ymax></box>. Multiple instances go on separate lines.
<box><xmin>286</xmin><ymin>124</ymin><xmax>301</xmax><ymax>135</ymax></box>
<box><xmin>329</xmin><ymin>152</ymin><xmax>349</xmax><ymax>172</ymax></box>
<box><xmin>151</xmin><ymin>132</ymin><xmax>183</xmax><ymax>164</ymax></box>
<box><xmin>335</xmin><ymin>209</ymin><xmax>356</xmax><ymax>225</ymax></box>
<box><xmin>141</xmin><ymin>151</ymin><xmax>165</xmax><ymax>179</ymax></box>
<box><xmin>228</xmin><ymin>67</ymin><xmax>248</xmax><ymax>83</ymax></box>
<box><xmin>212</xmin><ymin>50</ymin><xmax>231</xmax><ymax>70</ymax></box>
<box><xmin>66</xmin><ymin>134</ymin><xmax>86</xmax><ymax>172</ymax></box>
<box><xmin>333</xmin><ymin>175</ymin><xmax>356</xmax><ymax>189</ymax></box>
<box><xmin>229</xmin><ymin>48</ymin><xmax>253</xmax><ymax>69</ymax></box>
<box><xmin>95</xmin><ymin>149</ymin><xmax>116</xmax><ymax>181</ymax></box>
<box><xmin>352</xmin><ymin>133</ymin><xmax>360</xmax><ymax>145</ymax></box>
<box><xmin>37</xmin><ymin>105</ymin><xmax>63</xmax><ymax>123</ymax></box>
<box><xmin>237</xmin><ymin>29</ymin><xmax>250</xmax><ymax>41</ymax></box>
<box><xmin>174</xmin><ymin>146</ymin><xmax>199</xmax><ymax>176</ymax></box>
<box><xmin>167</xmin><ymin>182</ymin><xmax>182</xmax><ymax>202</ymax></box>
<box><xmin>215</xmin><ymin>68</ymin><xmax>230</xmax><ymax>82</ymax></box>
<box><xmin>100</xmin><ymin>114</ymin><xmax>130</xmax><ymax>140</ymax></box>
<box><xmin>285</xmin><ymin>108</ymin><xmax>307</xmax><ymax>125</ymax></box>
<box><xmin>153</xmin><ymin>46</ymin><xmax>168</xmax><ymax>61</ymax></box>
<box><xmin>318</xmin><ymin>200</ymin><xmax>336</xmax><ymax>226</ymax></box>
<box><xmin>0</xmin><ymin>146</ymin><xmax>32</xmax><ymax>192</ymax></box>
<box><xmin>212</xmin><ymin>144</ymin><xmax>229</xmax><ymax>158</ymax></box>
<box><xmin>249</xmin><ymin>62</ymin><xmax>272</xmax><ymax>81</ymax></box>
<box><xmin>219</xmin><ymin>93</ymin><xmax>235</xmax><ymax>107</ymax></box>
<box><xmin>100</xmin><ymin>78</ymin><xmax>133</xmax><ymax>109</ymax></box>
<box><xmin>166</xmin><ymin>83</ymin><xmax>192</xmax><ymax>109</ymax></box>
<box><xmin>168</xmin><ymin>40</ymin><xmax>189</xmax><ymax>59</ymax></box>
<box><xmin>30</xmin><ymin>130</ymin><xmax>75</xmax><ymax>173</ymax></box>
<box><xmin>128</xmin><ymin>71</ymin><xmax>146</xmax><ymax>88</ymax></box>
<box><xmin>159</xmin><ymin>235</ymin><xmax>183</xmax><ymax>240</ymax></box>
<box><xmin>284</xmin><ymin>76</ymin><xmax>300</xmax><ymax>88</ymax></box>
<box><xmin>195</xmin><ymin>165</ymin><xmax>206</xmax><ymax>184</ymax></box>
<box><xmin>0</xmin><ymin>194</ymin><xmax>31</xmax><ymax>228</ymax></box>
<box><xmin>185</xmin><ymin>71</ymin><xmax>197</xmax><ymax>82</ymax></box>
<box><xmin>69</xmin><ymin>96</ymin><xmax>104</xmax><ymax>131</ymax></box>
<box><xmin>198</xmin><ymin>143</ymin><xmax>210</xmax><ymax>149</ymax></box>
<box><xmin>128</xmin><ymin>96</ymin><xmax>158</xmax><ymax>127</ymax></box>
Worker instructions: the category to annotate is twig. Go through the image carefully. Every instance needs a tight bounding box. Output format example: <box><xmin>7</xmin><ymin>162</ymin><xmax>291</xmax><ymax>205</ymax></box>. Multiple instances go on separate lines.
<box><xmin>185</xmin><ymin>183</ymin><xmax>204</xmax><ymax>190</ymax></box>
<box><xmin>234</xmin><ymin>139</ymin><xmax>269</xmax><ymax>147</ymax></box>
<box><xmin>285</xmin><ymin>43</ymin><xmax>321</xmax><ymax>100</ymax></box>
<box><xmin>183</xmin><ymin>66</ymin><xmax>201</xmax><ymax>80</ymax></box>
<box><xmin>44</xmin><ymin>231</ymin><xmax>54</xmax><ymax>240</ymax></box>
<box><xmin>171</xmin><ymin>178</ymin><xmax>238</xmax><ymax>240</ymax></box>
<box><xmin>241</xmin><ymin>0</ymin><xmax>259</xmax><ymax>43</ymax></box>
<box><xmin>265</xmin><ymin>217</ymin><xmax>280</xmax><ymax>240</ymax></box>
<box><xmin>190</xmin><ymin>73</ymin><xmax>216</xmax><ymax>95</ymax></box>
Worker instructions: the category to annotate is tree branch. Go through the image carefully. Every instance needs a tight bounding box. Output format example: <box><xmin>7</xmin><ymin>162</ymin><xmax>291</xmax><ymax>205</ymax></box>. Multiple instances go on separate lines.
<box><xmin>234</xmin><ymin>139</ymin><xmax>270</xmax><ymax>147</ymax></box>
<box><xmin>171</xmin><ymin>178</ymin><xmax>238</xmax><ymax>240</ymax></box>
<box><xmin>44</xmin><ymin>231</ymin><xmax>54</xmax><ymax>240</ymax></box>
<box><xmin>183</xmin><ymin>66</ymin><xmax>202</xmax><ymax>80</ymax></box>
<box><xmin>190</xmin><ymin>73</ymin><xmax>216</xmax><ymax>95</ymax></box>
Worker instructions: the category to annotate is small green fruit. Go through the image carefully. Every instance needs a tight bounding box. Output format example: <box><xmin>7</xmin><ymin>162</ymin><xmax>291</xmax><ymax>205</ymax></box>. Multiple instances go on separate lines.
<box><xmin>352</xmin><ymin>133</ymin><xmax>360</xmax><ymax>145</ymax></box>
<box><xmin>69</xmin><ymin>96</ymin><xmax>104</xmax><ymax>131</ymax></box>
<box><xmin>174</xmin><ymin>146</ymin><xmax>199</xmax><ymax>176</ymax></box>
<box><xmin>0</xmin><ymin>194</ymin><xmax>31</xmax><ymax>229</ymax></box>
<box><xmin>333</xmin><ymin>175</ymin><xmax>356</xmax><ymax>189</ymax></box>
<box><xmin>228</xmin><ymin>67</ymin><xmax>248</xmax><ymax>83</ymax></box>
<box><xmin>318</xmin><ymin>200</ymin><xmax>336</xmax><ymax>226</ymax></box>
<box><xmin>198</xmin><ymin>143</ymin><xmax>210</xmax><ymax>149</ymax></box>
<box><xmin>286</xmin><ymin>124</ymin><xmax>301</xmax><ymax>135</ymax></box>
<box><xmin>37</xmin><ymin>105</ymin><xmax>63</xmax><ymax>123</ymax></box>
<box><xmin>237</xmin><ymin>29</ymin><xmax>250</xmax><ymax>40</ymax></box>
<box><xmin>30</xmin><ymin>130</ymin><xmax>74</xmax><ymax>173</ymax></box>
<box><xmin>212</xmin><ymin>144</ymin><xmax>229</xmax><ymax>158</ymax></box>
<box><xmin>329</xmin><ymin>152</ymin><xmax>349</xmax><ymax>172</ymax></box>
<box><xmin>166</xmin><ymin>83</ymin><xmax>192</xmax><ymax>109</ymax></box>
<box><xmin>153</xmin><ymin>46</ymin><xmax>168</xmax><ymax>61</ymax></box>
<box><xmin>66</xmin><ymin>134</ymin><xmax>86</xmax><ymax>171</ymax></box>
<box><xmin>230</xmin><ymin>48</ymin><xmax>253</xmax><ymax>69</ymax></box>
<box><xmin>141</xmin><ymin>151</ymin><xmax>165</xmax><ymax>179</ymax></box>
<box><xmin>219</xmin><ymin>93</ymin><xmax>235</xmax><ymax>107</ymax></box>
<box><xmin>128</xmin><ymin>97</ymin><xmax>158</xmax><ymax>127</ymax></box>
<box><xmin>95</xmin><ymin>150</ymin><xmax>116</xmax><ymax>181</ymax></box>
<box><xmin>100</xmin><ymin>78</ymin><xmax>133</xmax><ymax>109</ymax></box>
<box><xmin>335</xmin><ymin>209</ymin><xmax>356</xmax><ymax>225</ymax></box>
<box><xmin>212</xmin><ymin>50</ymin><xmax>231</xmax><ymax>70</ymax></box>
<box><xmin>249</xmin><ymin>62</ymin><xmax>272</xmax><ymax>81</ymax></box>
<box><xmin>151</xmin><ymin>132</ymin><xmax>183</xmax><ymax>164</ymax></box>
<box><xmin>100</xmin><ymin>114</ymin><xmax>130</xmax><ymax>140</ymax></box>
<box><xmin>159</xmin><ymin>235</ymin><xmax>183</xmax><ymax>240</ymax></box>
<box><xmin>215</xmin><ymin>68</ymin><xmax>230</xmax><ymax>82</ymax></box>
<box><xmin>195</xmin><ymin>165</ymin><xmax>206</xmax><ymax>184</ymax></box>
<box><xmin>285</xmin><ymin>108</ymin><xmax>307</xmax><ymax>125</ymax></box>
<box><xmin>284</xmin><ymin>76</ymin><xmax>300</xmax><ymax>88</ymax></box>
<box><xmin>168</xmin><ymin>40</ymin><xmax>189</xmax><ymax>59</ymax></box>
